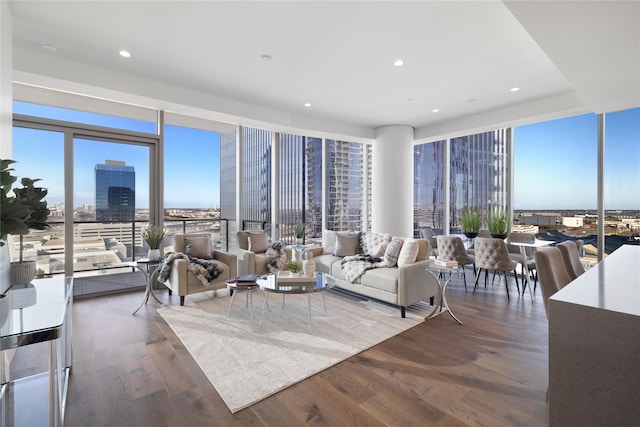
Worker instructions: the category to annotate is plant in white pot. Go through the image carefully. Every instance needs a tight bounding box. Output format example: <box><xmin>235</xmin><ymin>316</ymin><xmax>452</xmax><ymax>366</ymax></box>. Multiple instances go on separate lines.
<box><xmin>142</xmin><ymin>224</ymin><xmax>166</xmax><ymax>260</ymax></box>
<box><xmin>1</xmin><ymin>159</ymin><xmax>50</xmax><ymax>286</ymax></box>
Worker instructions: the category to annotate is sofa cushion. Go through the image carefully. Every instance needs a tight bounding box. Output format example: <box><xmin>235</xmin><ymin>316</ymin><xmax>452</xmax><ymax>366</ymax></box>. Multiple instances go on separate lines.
<box><xmin>361</xmin><ymin>232</ymin><xmax>392</xmax><ymax>256</ymax></box>
<box><xmin>415</xmin><ymin>238</ymin><xmax>430</xmax><ymax>261</ymax></box>
<box><xmin>236</xmin><ymin>231</ymin><xmax>249</xmax><ymax>250</ymax></box>
<box><xmin>384</xmin><ymin>237</ymin><xmax>404</xmax><ymax>267</ymax></box>
<box><xmin>184</xmin><ymin>235</ymin><xmax>212</xmax><ymax>259</ymax></box>
<box><xmin>334</xmin><ymin>232</ymin><xmax>360</xmax><ymax>256</ymax></box>
<box><xmin>247</xmin><ymin>231</ymin><xmax>268</xmax><ymax>253</ymax></box>
<box><xmin>254</xmin><ymin>253</ymin><xmax>269</xmax><ymax>274</ymax></box>
<box><xmin>314</xmin><ymin>254</ymin><xmax>341</xmax><ymax>274</ymax></box>
<box><xmin>330</xmin><ymin>261</ymin><xmax>353</xmax><ymax>282</ymax></box>
<box><xmin>360</xmin><ymin>267</ymin><xmax>398</xmax><ymax>293</ymax></box>
<box><xmin>397</xmin><ymin>238</ymin><xmax>419</xmax><ymax>267</ymax></box>
<box><xmin>322</xmin><ymin>229</ymin><xmax>337</xmax><ymax>255</ymax></box>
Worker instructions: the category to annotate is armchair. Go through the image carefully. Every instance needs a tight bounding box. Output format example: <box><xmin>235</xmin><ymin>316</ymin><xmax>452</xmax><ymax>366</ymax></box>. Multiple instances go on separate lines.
<box><xmin>162</xmin><ymin>233</ymin><xmax>236</xmax><ymax>306</ymax></box>
<box><xmin>235</xmin><ymin>230</ymin><xmax>322</xmax><ymax>275</ymax></box>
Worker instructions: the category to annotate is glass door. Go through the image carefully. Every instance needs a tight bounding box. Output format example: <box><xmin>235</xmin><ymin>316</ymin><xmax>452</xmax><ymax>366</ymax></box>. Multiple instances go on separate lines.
<box><xmin>73</xmin><ymin>137</ymin><xmax>150</xmax><ymax>294</ymax></box>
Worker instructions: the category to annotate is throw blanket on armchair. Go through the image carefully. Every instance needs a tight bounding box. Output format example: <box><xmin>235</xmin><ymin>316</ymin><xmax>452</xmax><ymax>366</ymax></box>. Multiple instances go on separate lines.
<box><xmin>158</xmin><ymin>252</ymin><xmax>223</xmax><ymax>287</ymax></box>
<box><xmin>340</xmin><ymin>255</ymin><xmax>388</xmax><ymax>283</ymax></box>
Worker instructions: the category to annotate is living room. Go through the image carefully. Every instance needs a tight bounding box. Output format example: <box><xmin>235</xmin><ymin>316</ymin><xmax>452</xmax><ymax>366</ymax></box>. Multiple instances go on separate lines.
<box><xmin>1</xmin><ymin>1</ymin><xmax>639</xmax><ymax>426</ymax></box>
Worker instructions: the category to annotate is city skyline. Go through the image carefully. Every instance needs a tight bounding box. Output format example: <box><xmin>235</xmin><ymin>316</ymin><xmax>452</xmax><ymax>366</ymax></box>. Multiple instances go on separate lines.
<box><xmin>10</xmin><ymin>102</ymin><xmax>639</xmax><ymax>212</ymax></box>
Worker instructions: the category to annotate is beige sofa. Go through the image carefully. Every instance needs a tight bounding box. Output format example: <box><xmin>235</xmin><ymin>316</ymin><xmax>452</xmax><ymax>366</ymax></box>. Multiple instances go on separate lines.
<box><xmin>234</xmin><ymin>230</ymin><xmax>439</xmax><ymax>317</ymax></box>
<box><xmin>311</xmin><ymin>230</ymin><xmax>438</xmax><ymax>318</ymax></box>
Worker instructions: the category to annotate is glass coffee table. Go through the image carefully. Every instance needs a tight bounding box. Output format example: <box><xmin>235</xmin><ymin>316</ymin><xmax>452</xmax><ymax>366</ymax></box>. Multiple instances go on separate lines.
<box><xmin>257</xmin><ymin>272</ymin><xmax>335</xmax><ymax>328</ymax></box>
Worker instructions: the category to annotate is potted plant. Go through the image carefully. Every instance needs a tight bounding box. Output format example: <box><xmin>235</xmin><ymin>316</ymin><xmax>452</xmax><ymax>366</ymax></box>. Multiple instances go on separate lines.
<box><xmin>1</xmin><ymin>160</ymin><xmax>50</xmax><ymax>286</ymax></box>
<box><xmin>460</xmin><ymin>209</ymin><xmax>482</xmax><ymax>238</ymax></box>
<box><xmin>293</xmin><ymin>223</ymin><xmax>305</xmax><ymax>244</ymax></box>
<box><xmin>285</xmin><ymin>259</ymin><xmax>302</xmax><ymax>276</ymax></box>
<box><xmin>487</xmin><ymin>209</ymin><xmax>511</xmax><ymax>239</ymax></box>
<box><xmin>142</xmin><ymin>224</ymin><xmax>166</xmax><ymax>260</ymax></box>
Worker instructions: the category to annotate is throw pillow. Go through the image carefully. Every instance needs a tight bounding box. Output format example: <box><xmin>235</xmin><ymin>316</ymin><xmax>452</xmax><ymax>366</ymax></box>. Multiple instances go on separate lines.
<box><xmin>370</xmin><ymin>240</ymin><xmax>390</xmax><ymax>257</ymax></box>
<box><xmin>384</xmin><ymin>237</ymin><xmax>404</xmax><ymax>267</ymax></box>
<box><xmin>247</xmin><ymin>231</ymin><xmax>269</xmax><ymax>253</ymax></box>
<box><xmin>265</xmin><ymin>241</ymin><xmax>287</xmax><ymax>272</ymax></box>
<box><xmin>184</xmin><ymin>235</ymin><xmax>212</xmax><ymax>259</ymax></box>
<box><xmin>322</xmin><ymin>229</ymin><xmax>337</xmax><ymax>255</ymax></box>
<box><xmin>415</xmin><ymin>238</ymin><xmax>430</xmax><ymax>261</ymax></box>
<box><xmin>361</xmin><ymin>231</ymin><xmax>392</xmax><ymax>255</ymax></box>
<box><xmin>397</xmin><ymin>238</ymin><xmax>419</xmax><ymax>267</ymax></box>
<box><xmin>334</xmin><ymin>232</ymin><xmax>360</xmax><ymax>257</ymax></box>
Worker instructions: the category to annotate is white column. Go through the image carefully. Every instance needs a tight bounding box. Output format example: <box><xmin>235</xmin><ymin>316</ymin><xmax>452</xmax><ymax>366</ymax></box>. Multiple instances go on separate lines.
<box><xmin>0</xmin><ymin>0</ymin><xmax>13</xmax><ymax>159</ymax></box>
<box><xmin>372</xmin><ymin>125</ymin><xmax>414</xmax><ymax>236</ymax></box>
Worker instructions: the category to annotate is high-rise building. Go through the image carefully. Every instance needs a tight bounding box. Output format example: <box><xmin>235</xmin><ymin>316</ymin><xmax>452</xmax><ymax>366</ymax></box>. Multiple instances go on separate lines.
<box><xmin>95</xmin><ymin>160</ymin><xmax>135</xmax><ymax>222</ymax></box>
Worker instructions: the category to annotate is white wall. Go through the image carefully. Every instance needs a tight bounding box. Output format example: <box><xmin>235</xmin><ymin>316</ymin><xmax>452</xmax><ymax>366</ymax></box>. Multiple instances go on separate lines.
<box><xmin>0</xmin><ymin>0</ymin><xmax>12</xmax><ymax>159</ymax></box>
<box><xmin>371</xmin><ymin>125</ymin><xmax>414</xmax><ymax>237</ymax></box>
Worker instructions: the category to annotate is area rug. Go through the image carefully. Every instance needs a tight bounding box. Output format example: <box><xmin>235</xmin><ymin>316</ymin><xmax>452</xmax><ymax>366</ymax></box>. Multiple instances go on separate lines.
<box><xmin>157</xmin><ymin>288</ymin><xmax>433</xmax><ymax>413</ymax></box>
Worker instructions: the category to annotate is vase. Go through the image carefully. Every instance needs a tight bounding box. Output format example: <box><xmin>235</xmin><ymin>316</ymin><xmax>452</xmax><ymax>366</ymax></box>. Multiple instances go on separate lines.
<box><xmin>491</xmin><ymin>233</ymin><xmax>508</xmax><ymax>240</ymax></box>
<box><xmin>303</xmin><ymin>252</ymin><xmax>315</xmax><ymax>277</ymax></box>
<box><xmin>10</xmin><ymin>260</ymin><xmax>36</xmax><ymax>286</ymax></box>
<box><xmin>148</xmin><ymin>249</ymin><xmax>161</xmax><ymax>261</ymax></box>
<box><xmin>463</xmin><ymin>231</ymin><xmax>478</xmax><ymax>239</ymax></box>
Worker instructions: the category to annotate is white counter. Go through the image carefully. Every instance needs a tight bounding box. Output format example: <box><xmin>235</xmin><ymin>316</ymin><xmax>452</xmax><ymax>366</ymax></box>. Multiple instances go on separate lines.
<box><xmin>548</xmin><ymin>245</ymin><xmax>640</xmax><ymax>426</ymax></box>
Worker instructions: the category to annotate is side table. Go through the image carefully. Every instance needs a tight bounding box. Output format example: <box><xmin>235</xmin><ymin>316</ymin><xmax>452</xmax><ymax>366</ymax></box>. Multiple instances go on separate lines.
<box><xmin>425</xmin><ymin>263</ymin><xmax>464</xmax><ymax>324</ymax></box>
<box><xmin>132</xmin><ymin>258</ymin><xmax>164</xmax><ymax>315</ymax></box>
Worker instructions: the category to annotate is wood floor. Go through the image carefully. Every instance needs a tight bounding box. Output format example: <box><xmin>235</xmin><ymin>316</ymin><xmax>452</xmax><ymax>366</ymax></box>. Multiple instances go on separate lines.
<box><xmin>11</xmin><ymin>270</ymin><xmax>549</xmax><ymax>426</ymax></box>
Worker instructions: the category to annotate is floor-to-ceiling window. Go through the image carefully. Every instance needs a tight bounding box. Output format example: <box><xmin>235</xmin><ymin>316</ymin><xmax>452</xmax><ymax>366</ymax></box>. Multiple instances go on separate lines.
<box><xmin>163</xmin><ymin>123</ymin><xmax>224</xmax><ymax>249</ymax></box>
<box><xmin>450</xmin><ymin>129</ymin><xmax>510</xmax><ymax>234</ymax></box>
<box><xmin>240</xmin><ymin>126</ymin><xmax>272</xmax><ymax>231</ymax></box>
<box><xmin>414</xmin><ymin>140</ymin><xmax>445</xmax><ymax>235</ymax></box>
<box><xmin>604</xmin><ymin>108</ymin><xmax>640</xmax><ymax>253</ymax></box>
<box><xmin>326</xmin><ymin>140</ymin><xmax>368</xmax><ymax>232</ymax></box>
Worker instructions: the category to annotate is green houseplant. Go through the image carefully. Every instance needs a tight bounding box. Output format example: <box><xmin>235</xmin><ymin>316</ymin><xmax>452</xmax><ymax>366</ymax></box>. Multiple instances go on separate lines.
<box><xmin>285</xmin><ymin>259</ymin><xmax>302</xmax><ymax>275</ymax></box>
<box><xmin>142</xmin><ymin>224</ymin><xmax>166</xmax><ymax>260</ymax></box>
<box><xmin>1</xmin><ymin>159</ymin><xmax>50</xmax><ymax>285</ymax></box>
<box><xmin>460</xmin><ymin>209</ymin><xmax>482</xmax><ymax>238</ymax></box>
<box><xmin>487</xmin><ymin>209</ymin><xmax>511</xmax><ymax>239</ymax></box>
<box><xmin>293</xmin><ymin>223</ymin><xmax>305</xmax><ymax>242</ymax></box>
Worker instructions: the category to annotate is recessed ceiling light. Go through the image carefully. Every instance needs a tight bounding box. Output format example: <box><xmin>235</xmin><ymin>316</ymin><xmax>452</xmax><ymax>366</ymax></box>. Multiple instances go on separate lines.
<box><xmin>304</xmin><ymin>103</ymin><xmax>311</xmax><ymax>107</ymax></box>
<box><xmin>40</xmin><ymin>42</ymin><xmax>57</xmax><ymax>53</ymax></box>
<box><xmin>260</xmin><ymin>54</ymin><xmax>272</xmax><ymax>62</ymax></box>
<box><xmin>467</xmin><ymin>98</ymin><xmax>477</xmax><ymax>103</ymax></box>
<box><xmin>407</xmin><ymin>98</ymin><xmax>414</xmax><ymax>101</ymax></box>
<box><xmin>119</xmin><ymin>50</ymin><xmax>131</xmax><ymax>58</ymax></box>
<box><xmin>394</xmin><ymin>59</ymin><xmax>404</xmax><ymax>67</ymax></box>
<box><xmin>510</xmin><ymin>87</ymin><xmax>520</xmax><ymax>92</ymax></box>
<box><xmin>432</xmin><ymin>108</ymin><xmax>440</xmax><ymax>113</ymax></box>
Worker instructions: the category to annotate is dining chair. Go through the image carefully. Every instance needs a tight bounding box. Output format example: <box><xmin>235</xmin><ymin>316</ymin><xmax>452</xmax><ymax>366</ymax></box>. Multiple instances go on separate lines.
<box><xmin>472</xmin><ymin>237</ymin><xmax>520</xmax><ymax>300</ymax></box>
<box><xmin>420</xmin><ymin>228</ymin><xmax>438</xmax><ymax>257</ymax></box>
<box><xmin>436</xmin><ymin>235</ymin><xmax>476</xmax><ymax>291</ymax></box>
<box><xmin>557</xmin><ymin>240</ymin><xmax>586</xmax><ymax>281</ymax></box>
<box><xmin>534</xmin><ymin>246</ymin><xmax>572</xmax><ymax>318</ymax></box>
<box><xmin>507</xmin><ymin>231</ymin><xmax>536</xmax><ymax>288</ymax></box>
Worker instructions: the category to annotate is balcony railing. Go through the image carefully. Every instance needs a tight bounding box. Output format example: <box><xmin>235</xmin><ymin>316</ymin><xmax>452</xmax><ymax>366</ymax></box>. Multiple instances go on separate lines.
<box><xmin>9</xmin><ymin>218</ymin><xmax>230</xmax><ymax>285</ymax></box>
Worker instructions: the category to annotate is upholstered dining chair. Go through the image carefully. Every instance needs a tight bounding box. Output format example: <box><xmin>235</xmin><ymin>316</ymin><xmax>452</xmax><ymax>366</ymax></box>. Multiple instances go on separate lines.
<box><xmin>466</xmin><ymin>229</ymin><xmax>492</xmax><ymax>256</ymax></box>
<box><xmin>472</xmin><ymin>237</ymin><xmax>520</xmax><ymax>300</ymax></box>
<box><xmin>557</xmin><ymin>240</ymin><xmax>586</xmax><ymax>281</ymax></box>
<box><xmin>507</xmin><ymin>231</ymin><xmax>536</xmax><ymax>287</ymax></box>
<box><xmin>420</xmin><ymin>228</ymin><xmax>438</xmax><ymax>257</ymax></box>
<box><xmin>436</xmin><ymin>235</ymin><xmax>475</xmax><ymax>291</ymax></box>
<box><xmin>534</xmin><ymin>246</ymin><xmax>573</xmax><ymax>318</ymax></box>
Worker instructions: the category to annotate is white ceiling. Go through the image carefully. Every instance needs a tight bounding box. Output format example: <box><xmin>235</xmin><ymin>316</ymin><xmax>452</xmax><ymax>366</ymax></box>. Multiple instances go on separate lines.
<box><xmin>7</xmin><ymin>0</ymin><xmax>640</xmax><ymax>141</ymax></box>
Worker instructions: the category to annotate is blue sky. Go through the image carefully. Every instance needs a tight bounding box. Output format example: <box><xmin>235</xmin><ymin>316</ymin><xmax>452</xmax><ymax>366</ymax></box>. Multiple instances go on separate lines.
<box><xmin>514</xmin><ymin>108</ymin><xmax>639</xmax><ymax>210</ymax></box>
<box><xmin>11</xmin><ymin>102</ymin><xmax>639</xmax><ymax>211</ymax></box>
<box><xmin>12</xmin><ymin>101</ymin><xmax>220</xmax><ymax>209</ymax></box>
